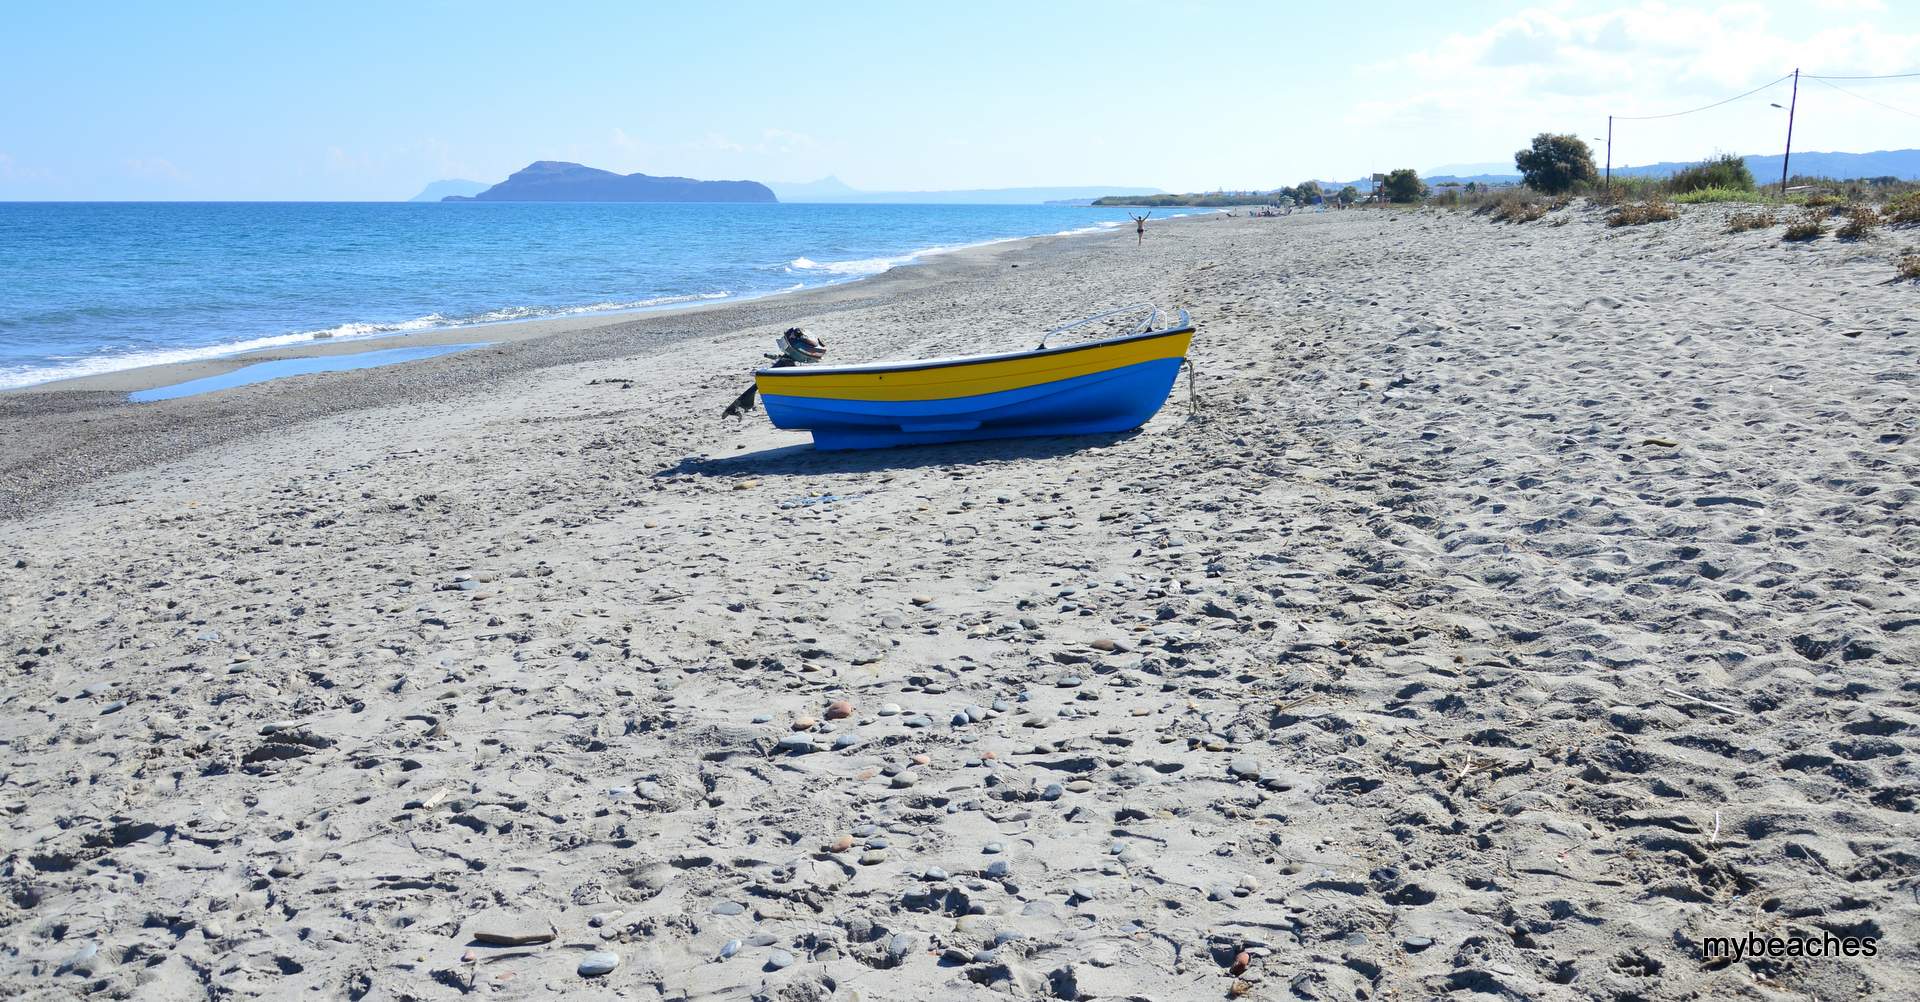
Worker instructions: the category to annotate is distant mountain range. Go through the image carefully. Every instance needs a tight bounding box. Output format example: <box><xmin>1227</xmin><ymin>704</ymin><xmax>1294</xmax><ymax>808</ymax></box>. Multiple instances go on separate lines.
<box><xmin>1287</xmin><ymin>149</ymin><xmax>1920</xmax><ymax>193</ymax></box>
<box><xmin>438</xmin><ymin>162</ymin><xmax>775</xmax><ymax>202</ymax></box>
<box><xmin>1407</xmin><ymin>150</ymin><xmax>1920</xmax><ymax>185</ymax></box>
<box><xmin>1609</xmin><ymin>149</ymin><xmax>1920</xmax><ymax>182</ymax></box>
<box><xmin>407</xmin><ymin>148</ymin><xmax>1920</xmax><ymax>207</ymax></box>
<box><xmin>405</xmin><ymin>169</ymin><xmax>1149</xmax><ymax>204</ymax></box>
<box><xmin>767</xmin><ymin>176</ymin><xmax>1161</xmax><ymax>204</ymax></box>
<box><xmin>407</xmin><ymin>179</ymin><xmax>488</xmax><ymax>202</ymax></box>
<box><xmin>1423</xmin><ymin>162</ymin><xmax>1518</xmax><ymax>178</ymax></box>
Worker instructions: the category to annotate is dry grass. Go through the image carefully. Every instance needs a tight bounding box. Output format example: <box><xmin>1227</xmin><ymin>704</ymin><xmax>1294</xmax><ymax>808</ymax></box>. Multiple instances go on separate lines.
<box><xmin>1497</xmin><ymin>202</ymin><xmax>1548</xmax><ymax>223</ymax></box>
<box><xmin>1885</xmin><ymin>192</ymin><xmax>1920</xmax><ymax>225</ymax></box>
<box><xmin>1782</xmin><ymin>209</ymin><xmax>1826</xmax><ymax>242</ymax></box>
<box><xmin>1726</xmin><ymin>209</ymin><xmax>1776</xmax><ymax>233</ymax></box>
<box><xmin>1836</xmin><ymin>207</ymin><xmax>1881</xmax><ymax>241</ymax></box>
<box><xmin>1590</xmin><ymin>178</ymin><xmax>1663</xmax><ymax>207</ymax></box>
<box><xmin>1607</xmin><ymin>199</ymin><xmax>1680</xmax><ymax>227</ymax></box>
<box><xmin>1899</xmin><ymin>251</ymin><xmax>1920</xmax><ymax>281</ymax></box>
<box><xmin>1803</xmin><ymin>192</ymin><xmax>1845</xmax><ymax>208</ymax></box>
<box><xmin>1475</xmin><ymin>189</ymin><xmax>1554</xmax><ymax>223</ymax></box>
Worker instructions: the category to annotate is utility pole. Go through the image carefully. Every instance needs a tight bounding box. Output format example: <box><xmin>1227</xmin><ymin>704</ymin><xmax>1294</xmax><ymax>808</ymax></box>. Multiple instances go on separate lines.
<box><xmin>1781</xmin><ymin>68</ymin><xmax>1799</xmax><ymax>194</ymax></box>
<box><xmin>1605</xmin><ymin>116</ymin><xmax>1613</xmax><ymax>188</ymax></box>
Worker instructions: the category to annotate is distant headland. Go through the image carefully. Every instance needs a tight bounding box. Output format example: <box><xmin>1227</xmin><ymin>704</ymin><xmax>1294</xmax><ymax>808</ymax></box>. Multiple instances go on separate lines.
<box><xmin>441</xmin><ymin>162</ymin><xmax>776</xmax><ymax>203</ymax></box>
<box><xmin>408</xmin><ymin>179</ymin><xmax>488</xmax><ymax>202</ymax></box>
<box><xmin>766</xmin><ymin>176</ymin><xmax>1161</xmax><ymax>205</ymax></box>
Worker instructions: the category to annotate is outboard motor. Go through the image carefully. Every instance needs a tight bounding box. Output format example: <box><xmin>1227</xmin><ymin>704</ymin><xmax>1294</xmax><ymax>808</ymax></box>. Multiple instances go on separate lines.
<box><xmin>723</xmin><ymin>327</ymin><xmax>826</xmax><ymax>418</ymax></box>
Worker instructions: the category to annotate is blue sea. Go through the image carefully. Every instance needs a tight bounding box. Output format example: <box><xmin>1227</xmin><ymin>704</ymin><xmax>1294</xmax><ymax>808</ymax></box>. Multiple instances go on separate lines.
<box><xmin>0</xmin><ymin>201</ymin><xmax>1201</xmax><ymax>390</ymax></box>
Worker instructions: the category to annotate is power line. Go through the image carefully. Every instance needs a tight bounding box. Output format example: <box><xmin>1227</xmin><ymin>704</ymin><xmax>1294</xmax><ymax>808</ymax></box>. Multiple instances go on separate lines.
<box><xmin>1810</xmin><ymin>75</ymin><xmax>1920</xmax><ymax>120</ymax></box>
<box><xmin>1803</xmin><ymin>71</ymin><xmax>1920</xmax><ymax>80</ymax></box>
<box><xmin>1614</xmin><ymin>73</ymin><xmax>1794</xmax><ymax>121</ymax></box>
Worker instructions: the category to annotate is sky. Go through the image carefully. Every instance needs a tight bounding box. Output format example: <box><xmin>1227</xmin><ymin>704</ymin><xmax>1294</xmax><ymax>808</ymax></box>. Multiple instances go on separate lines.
<box><xmin>1</xmin><ymin>0</ymin><xmax>1916</xmax><ymax>200</ymax></box>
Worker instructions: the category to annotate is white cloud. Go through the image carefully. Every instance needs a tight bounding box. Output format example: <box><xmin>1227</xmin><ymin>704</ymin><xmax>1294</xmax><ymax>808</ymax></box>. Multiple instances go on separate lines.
<box><xmin>1349</xmin><ymin>2</ymin><xmax>1920</xmax><ymax>164</ymax></box>
<box><xmin>1403</xmin><ymin>3</ymin><xmax>1918</xmax><ymax>90</ymax></box>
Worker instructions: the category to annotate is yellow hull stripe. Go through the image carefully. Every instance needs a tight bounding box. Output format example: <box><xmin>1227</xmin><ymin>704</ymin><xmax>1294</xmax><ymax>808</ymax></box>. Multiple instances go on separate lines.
<box><xmin>757</xmin><ymin>330</ymin><xmax>1192</xmax><ymax>402</ymax></box>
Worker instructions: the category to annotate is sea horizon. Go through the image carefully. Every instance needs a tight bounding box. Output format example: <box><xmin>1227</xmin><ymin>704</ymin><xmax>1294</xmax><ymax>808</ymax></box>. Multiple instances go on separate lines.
<box><xmin>0</xmin><ymin>201</ymin><xmax>1219</xmax><ymax>390</ymax></box>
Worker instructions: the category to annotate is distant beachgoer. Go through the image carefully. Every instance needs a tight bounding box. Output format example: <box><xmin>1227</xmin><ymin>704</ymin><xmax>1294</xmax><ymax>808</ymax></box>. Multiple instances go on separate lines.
<box><xmin>1131</xmin><ymin>211</ymin><xmax>1150</xmax><ymax>245</ymax></box>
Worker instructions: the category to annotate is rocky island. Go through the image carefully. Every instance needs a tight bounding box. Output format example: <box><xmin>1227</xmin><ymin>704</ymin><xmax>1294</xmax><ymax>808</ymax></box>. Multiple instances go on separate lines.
<box><xmin>444</xmin><ymin>161</ymin><xmax>776</xmax><ymax>202</ymax></box>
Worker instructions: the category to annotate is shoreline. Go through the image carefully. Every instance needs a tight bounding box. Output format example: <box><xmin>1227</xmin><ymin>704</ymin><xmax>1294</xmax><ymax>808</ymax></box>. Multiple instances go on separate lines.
<box><xmin>0</xmin><ymin>212</ymin><xmax>1219</xmax><ymax>519</ymax></box>
<box><xmin>1</xmin><ymin>208</ymin><xmax>1213</xmax><ymax>398</ymax></box>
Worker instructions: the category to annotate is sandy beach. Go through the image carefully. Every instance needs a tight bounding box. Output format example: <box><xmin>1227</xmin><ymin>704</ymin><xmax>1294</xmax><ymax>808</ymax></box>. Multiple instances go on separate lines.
<box><xmin>2</xmin><ymin>204</ymin><xmax>1917</xmax><ymax>1001</ymax></box>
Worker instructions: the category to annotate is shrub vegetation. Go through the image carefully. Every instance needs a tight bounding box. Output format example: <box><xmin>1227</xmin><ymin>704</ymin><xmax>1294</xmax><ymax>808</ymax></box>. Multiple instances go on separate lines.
<box><xmin>1836</xmin><ymin>207</ymin><xmax>1880</xmax><ymax>240</ymax></box>
<box><xmin>1669</xmin><ymin>154</ymin><xmax>1756</xmax><ymax>194</ymax></box>
<box><xmin>1590</xmin><ymin>176</ymin><xmax>1664</xmax><ymax>207</ymax></box>
<box><xmin>1607</xmin><ymin>199</ymin><xmax>1679</xmax><ymax>227</ymax></box>
<box><xmin>1881</xmin><ymin>192</ymin><xmax>1920</xmax><ymax>224</ymax></box>
<box><xmin>1383</xmin><ymin>169</ymin><xmax>1426</xmax><ymax>204</ymax></box>
<box><xmin>1726</xmin><ymin>209</ymin><xmax>1776</xmax><ymax>233</ymax></box>
<box><xmin>1674</xmin><ymin>187</ymin><xmax>1768</xmax><ymax>204</ymax></box>
<box><xmin>1513</xmin><ymin>133</ymin><xmax>1598</xmax><ymax>195</ymax></box>
<box><xmin>1782</xmin><ymin>209</ymin><xmax>1826</xmax><ymax>241</ymax></box>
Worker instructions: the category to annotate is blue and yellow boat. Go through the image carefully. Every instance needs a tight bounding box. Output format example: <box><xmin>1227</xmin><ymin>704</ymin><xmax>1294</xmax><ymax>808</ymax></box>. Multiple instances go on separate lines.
<box><xmin>755</xmin><ymin>305</ymin><xmax>1194</xmax><ymax>450</ymax></box>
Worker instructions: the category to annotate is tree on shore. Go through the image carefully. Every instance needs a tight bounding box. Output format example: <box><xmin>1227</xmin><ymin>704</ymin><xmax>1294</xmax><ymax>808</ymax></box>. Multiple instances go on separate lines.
<box><xmin>1514</xmin><ymin>133</ymin><xmax>1598</xmax><ymax>194</ymax></box>
<box><xmin>1383</xmin><ymin>169</ymin><xmax>1425</xmax><ymax>203</ymax></box>
<box><xmin>1337</xmin><ymin>185</ymin><xmax>1358</xmax><ymax>206</ymax></box>
<box><xmin>1296</xmin><ymin>180</ymin><xmax>1323</xmax><ymax>204</ymax></box>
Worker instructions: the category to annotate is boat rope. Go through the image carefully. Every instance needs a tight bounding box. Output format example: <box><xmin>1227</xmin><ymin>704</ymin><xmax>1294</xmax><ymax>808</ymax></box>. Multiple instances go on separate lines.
<box><xmin>1185</xmin><ymin>358</ymin><xmax>1203</xmax><ymax>417</ymax></box>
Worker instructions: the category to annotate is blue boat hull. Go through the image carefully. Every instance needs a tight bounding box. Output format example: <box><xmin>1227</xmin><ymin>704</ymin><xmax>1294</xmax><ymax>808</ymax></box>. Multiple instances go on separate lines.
<box><xmin>761</xmin><ymin>356</ymin><xmax>1185</xmax><ymax>451</ymax></box>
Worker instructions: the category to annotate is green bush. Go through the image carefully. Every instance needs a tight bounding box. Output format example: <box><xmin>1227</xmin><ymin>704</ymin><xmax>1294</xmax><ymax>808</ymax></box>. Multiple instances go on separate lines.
<box><xmin>1514</xmin><ymin>133</ymin><xmax>1599</xmax><ymax>194</ymax></box>
<box><xmin>1384</xmin><ymin>168</ymin><xmax>1425</xmax><ymax>203</ymax></box>
<box><xmin>1669</xmin><ymin>154</ymin><xmax>1755</xmax><ymax>194</ymax></box>
<box><xmin>1337</xmin><ymin>185</ymin><xmax>1358</xmax><ymax>206</ymax></box>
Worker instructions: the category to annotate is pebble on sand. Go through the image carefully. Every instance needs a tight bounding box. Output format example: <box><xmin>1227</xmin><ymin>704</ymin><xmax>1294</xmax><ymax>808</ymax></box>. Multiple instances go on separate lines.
<box><xmin>578</xmin><ymin>951</ymin><xmax>621</xmax><ymax>977</ymax></box>
<box><xmin>469</xmin><ymin>910</ymin><xmax>556</xmax><ymax>946</ymax></box>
